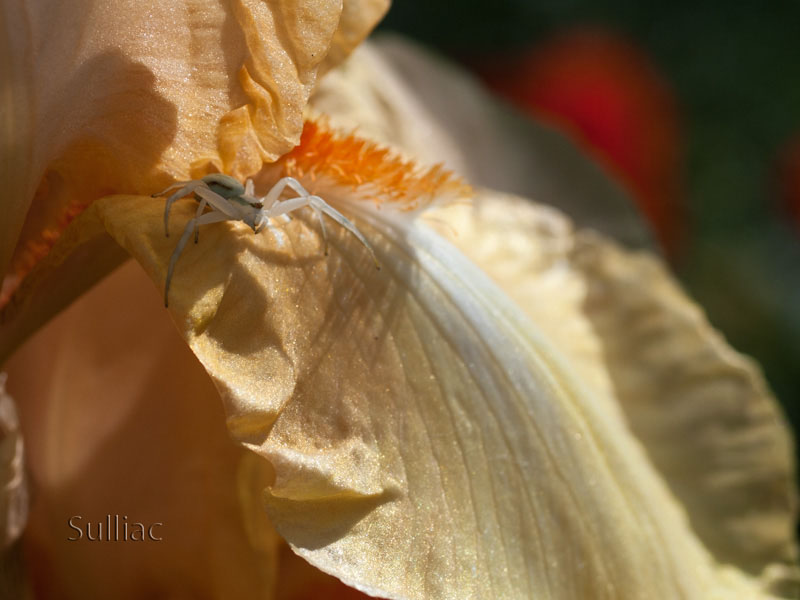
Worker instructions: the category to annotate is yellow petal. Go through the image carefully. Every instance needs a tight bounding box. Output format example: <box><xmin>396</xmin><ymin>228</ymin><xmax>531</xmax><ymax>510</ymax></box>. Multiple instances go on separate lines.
<box><xmin>4</xmin><ymin>260</ymin><xmax>279</xmax><ymax>599</ymax></box>
<box><xmin>425</xmin><ymin>193</ymin><xmax>624</xmax><ymax>422</ymax></box>
<box><xmin>317</xmin><ymin>42</ymin><xmax>799</xmax><ymax>591</ymax></box>
<box><xmin>429</xmin><ymin>191</ymin><xmax>799</xmax><ymax>593</ymax></box>
<box><xmin>571</xmin><ymin>233</ymin><xmax>799</xmax><ymax>580</ymax></box>
<box><xmin>71</xmin><ymin>188</ymin><xmax>767</xmax><ymax>598</ymax></box>
<box><xmin>320</xmin><ymin>0</ymin><xmax>391</xmax><ymax>75</ymax></box>
<box><xmin>1</xmin><ymin>0</ymin><xmax>386</xmax><ymax>305</ymax></box>
<box><xmin>273</xmin><ymin>539</ymin><xmax>378</xmax><ymax>599</ymax></box>
<box><xmin>3</xmin><ymin>108</ymin><xmax>784</xmax><ymax>596</ymax></box>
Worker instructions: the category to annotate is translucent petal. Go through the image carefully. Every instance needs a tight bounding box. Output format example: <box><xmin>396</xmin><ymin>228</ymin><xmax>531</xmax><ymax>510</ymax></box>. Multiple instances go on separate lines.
<box><xmin>3</xmin><ymin>260</ymin><xmax>279</xmax><ymax>599</ymax></box>
<box><xmin>316</xmin><ymin>41</ymin><xmax>799</xmax><ymax>590</ymax></box>
<box><xmin>429</xmin><ymin>191</ymin><xmax>799</xmax><ymax>594</ymax></box>
<box><xmin>73</xmin><ymin>190</ymin><xmax>770</xmax><ymax>599</ymax></box>
<box><xmin>0</xmin><ymin>0</ymin><xmax>386</xmax><ymax>300</ymax></box>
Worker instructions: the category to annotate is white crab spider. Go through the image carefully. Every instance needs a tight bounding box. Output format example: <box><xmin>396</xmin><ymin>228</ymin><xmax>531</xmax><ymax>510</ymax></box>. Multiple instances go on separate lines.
<box><xmin>152</xmin><ymin>173</ymin><xmax>378</xmax><ymax>307</ymax></box>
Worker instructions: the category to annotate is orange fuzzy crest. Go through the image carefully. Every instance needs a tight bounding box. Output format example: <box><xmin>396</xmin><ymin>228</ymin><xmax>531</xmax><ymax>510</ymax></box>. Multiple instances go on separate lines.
<box><xmin>277</xmin><ymin>120</ymin><xmax>471</xmax><ymax>211</ymax></box>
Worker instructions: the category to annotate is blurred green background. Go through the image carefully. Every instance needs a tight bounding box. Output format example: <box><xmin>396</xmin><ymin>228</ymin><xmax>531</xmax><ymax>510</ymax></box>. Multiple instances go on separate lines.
<box><xmin>380</xmin><ymin>1</ymin><xmax>800</xmax><ymax>432</ymax></box>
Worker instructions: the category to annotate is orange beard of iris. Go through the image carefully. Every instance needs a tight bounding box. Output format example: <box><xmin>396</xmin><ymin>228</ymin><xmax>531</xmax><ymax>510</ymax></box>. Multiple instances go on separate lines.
<box><xmin>275</xmin><ymin>120</ymin><xmax>470</xmax><ymax>211</ymax></box>
<box><xmin>474</xmin><ymin>28</ymin><xmax>684</xmax><ymax>256</ymax></box>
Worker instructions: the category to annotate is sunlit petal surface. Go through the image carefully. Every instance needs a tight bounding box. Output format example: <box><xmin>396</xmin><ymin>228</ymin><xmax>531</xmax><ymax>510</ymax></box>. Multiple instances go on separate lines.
<box><xmin>0</xmin><ymin>0</ymin><xmax>387</xmax><ymax>305</ymax></box>
<box><xmin>429</xmin><ymin>191</ymin><xmax>799</xmax><ymax>594</ymax></box>
<box><xmin>317</xmin><ymin>44</ymin><xmax>798</xmax><ymax>591</ymax></box>
<box><xmin>47</xmin><ymin>173</ymin><xmax>764</xmax><ymax>599</ymax></box>
<box><xmin>0</xmin><ymin>15</ymin><xmax>795</xmax><ymax>594</ymax></box>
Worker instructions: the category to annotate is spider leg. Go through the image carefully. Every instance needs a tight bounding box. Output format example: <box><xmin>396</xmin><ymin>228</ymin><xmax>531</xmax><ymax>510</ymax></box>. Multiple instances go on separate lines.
<box><xmin>277</xmin><ymin>179</ymin><xmax>313</xmax><ymax>225</ymax></box>
<box><xmin>311</xmin><ymin>204</ymin><xmax>329</xmax><ymax>255</ymax></box>
<box><xmin>260</xmin><ymin>176</ymin><xmax>308</xmax><ymax>207</ymax></box>
<box><xmin>164</xmin><ymin>210</ymin><xmax>232</xmax><ymax>307</ymax></box>
<box><xmin>193</xmin><ymin>196</ymin><xmax>209</xmax><ymax>244</ymax></box>
<box><xmin>280</xmin><ymin>177</ymin><xmax>314</xmax><ymax>198</ymax></box>
<box><xmin>237</xmin><ymin>179</ymin><xmax>263</xmax><ymax>207</ymax></box>
<box><xmin>308</xmin><ymin>195</ymin><xmax>379</xmax><ymax>268</ymax></box>
<box><xmin>152</xmin><ymin>180</ymin><xmax>191</xmax><ymax>198</ymax></box>
<box><xmin>266</xmin><ymin>195</ymin><xmax>379</xmax><ymax>267</ymax></box>
<box><xmin>194</xmin><ymin>187</ymin><xmax>246</xmax><ymax>219</ymax></box>
<box><xmin>264</xmin><ymin>196</ymin><xmax>313</xmax><ymax>218</ymax></box>
<box><xmin>259</xmin><ymin>196</ymin><xmax>313</xmax><ymax>249</ymax></box>
<box><xmin>262</xmin><ymin>178</ymin><xmax>330</xmax><ymax>250</ymax></box>
<box><xmin>158</xmin><ymin>180</ymin><xmax>209</xmax><ymax>237</ymax></box>
<box><xmin>281</xmin><ymin>180</ymin><xmax>336</xmax><ymax>253</ymax></box>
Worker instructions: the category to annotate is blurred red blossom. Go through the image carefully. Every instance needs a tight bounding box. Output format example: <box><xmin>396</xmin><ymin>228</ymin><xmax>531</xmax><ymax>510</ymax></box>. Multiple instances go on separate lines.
<box><xmin>777</xmin><ymin>134</ymin><xmax>800</xmax><ymax>231</ymax></box>
<box><xmin>473</xmin><ymin>28</ymin><xmax>684</xmax><ymax>255</ymax></box>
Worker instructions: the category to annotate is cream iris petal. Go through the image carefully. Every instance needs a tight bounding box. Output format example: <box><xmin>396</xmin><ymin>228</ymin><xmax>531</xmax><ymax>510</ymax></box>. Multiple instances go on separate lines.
<box><xmin>0</xmin><ymin>5</ymin><xmax>792</xmax><ymax>592</ymax></box>
<box><xmin>69</xmin><ymin>177</ymin><xmax>769</xmax><ymax>599</ymax></box>
<box><xmin>316</xmin><ymin>39</ymin><xmax>800</xmax><ymax>595</ymax></box>
<box><xmin>429</xmin><ymin>191</ymin><xmax>799</xmax><ymax>591</ymax></box>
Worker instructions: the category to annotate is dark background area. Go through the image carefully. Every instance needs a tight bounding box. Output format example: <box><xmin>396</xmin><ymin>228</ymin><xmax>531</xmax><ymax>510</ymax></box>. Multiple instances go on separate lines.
<box><xmin>380</xmin><ymin>1</ymin><xmax>800</xmax><ymax>432</ymax></box>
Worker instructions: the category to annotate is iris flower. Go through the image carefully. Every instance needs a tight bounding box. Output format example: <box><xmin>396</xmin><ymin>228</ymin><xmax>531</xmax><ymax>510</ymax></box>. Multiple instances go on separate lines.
<box><xmin>0</xmin><ymin>2</ymin><xmax>797</xmax><ymax>599</ymax></box>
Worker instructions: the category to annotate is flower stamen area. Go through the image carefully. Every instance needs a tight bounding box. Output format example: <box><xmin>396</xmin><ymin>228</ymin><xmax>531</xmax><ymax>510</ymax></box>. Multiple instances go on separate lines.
<box><xmin>275</xmin><ymin>120</ymin><xmax>471</xmax><ymax>212</ymax></box>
